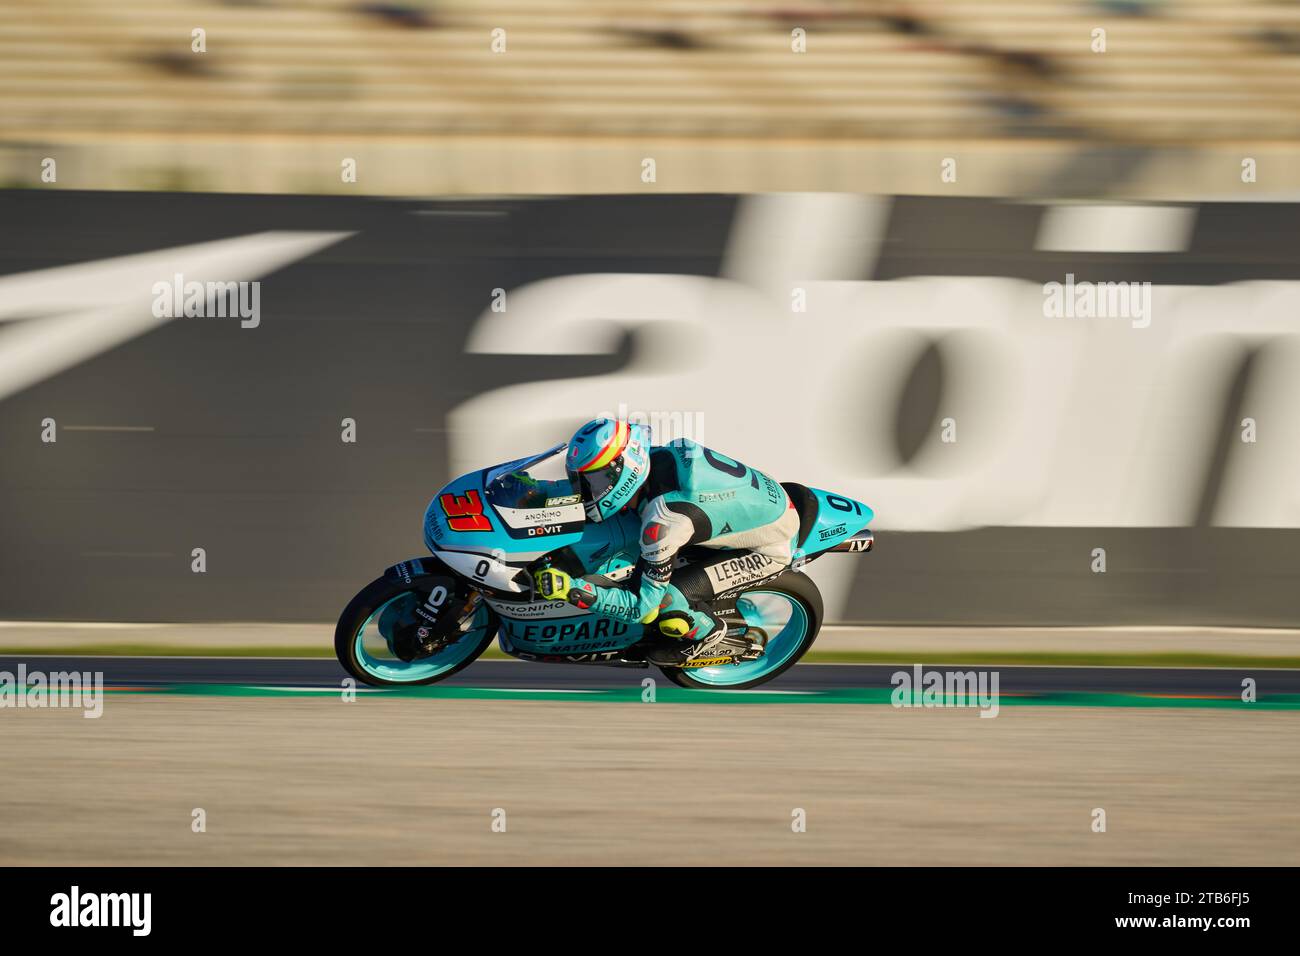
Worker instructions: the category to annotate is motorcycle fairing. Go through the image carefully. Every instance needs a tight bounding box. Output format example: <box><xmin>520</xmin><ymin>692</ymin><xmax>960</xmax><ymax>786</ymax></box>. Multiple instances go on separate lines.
<box><xmin>793</xmin><ymin>488</ymin><xmax>875</xmax><ymax>561</ymax></box>
<box><xmin>424</xmin><ymin>447</ymin><xmax>647</xmax><ymax>649</ymax></box>
<box><xmin>484</xmin><ymin>510</ymin><xmax>645</xmax><ymax>655</ymax></box>
<box><xmin>423</xmin><ymin>446</ymin><xmax>588</xmax><ymax>575</ymax></box>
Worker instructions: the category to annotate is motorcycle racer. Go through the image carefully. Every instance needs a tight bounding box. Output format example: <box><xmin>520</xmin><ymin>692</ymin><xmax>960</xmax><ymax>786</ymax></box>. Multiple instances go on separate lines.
<box><xmin>533</xmin><ymin>417</ymin><xmax>800</xmax><ymax>665</ymax></box>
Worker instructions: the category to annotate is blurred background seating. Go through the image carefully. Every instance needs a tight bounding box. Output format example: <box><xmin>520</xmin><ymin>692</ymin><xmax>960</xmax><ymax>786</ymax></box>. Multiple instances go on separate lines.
<box><xmin>2</xmin><ymin>0</ymin><xmax>1298</xmax><ymax>195</ymax></box>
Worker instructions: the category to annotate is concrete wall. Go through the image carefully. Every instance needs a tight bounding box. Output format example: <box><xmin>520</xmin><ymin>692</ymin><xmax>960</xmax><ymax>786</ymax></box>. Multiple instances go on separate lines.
<box><xmin>1</xmin><ymin>190</ymin><xmax>1298</xmax><ymax>625</ymax></box>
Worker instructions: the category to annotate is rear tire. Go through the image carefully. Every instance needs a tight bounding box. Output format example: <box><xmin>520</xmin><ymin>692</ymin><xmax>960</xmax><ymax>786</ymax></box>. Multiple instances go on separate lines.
<box><xmin>335</xmin><ymin>573</ymin><xmax>499</xmax><ymax>687</ymax></box>
<box><xmin>657</xmin><ymin>570</ymin><xmax>824</xmax><ymax>690</ymax></box>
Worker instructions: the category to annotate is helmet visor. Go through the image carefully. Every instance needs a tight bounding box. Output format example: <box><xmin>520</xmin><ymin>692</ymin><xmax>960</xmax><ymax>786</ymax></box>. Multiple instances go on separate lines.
<box><xmin>570</xmin><ymin>457</ymin><xmax>625</xmax><ymax>512</ymax></box>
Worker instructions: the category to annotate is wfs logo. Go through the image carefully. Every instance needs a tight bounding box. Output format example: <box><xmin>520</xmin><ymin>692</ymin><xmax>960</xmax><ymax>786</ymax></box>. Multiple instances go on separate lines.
<box><xmin>49</xmin><ymin>886</ymin><xmax>151</xmax><ymax>936</ymax></box>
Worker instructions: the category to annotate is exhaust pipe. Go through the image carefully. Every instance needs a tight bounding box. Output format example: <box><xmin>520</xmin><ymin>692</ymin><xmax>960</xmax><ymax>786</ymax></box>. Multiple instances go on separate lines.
<box><xmin>830</xmin><ymin>529</ymin><xmax>873</xmax><ymax>553</ymax></box>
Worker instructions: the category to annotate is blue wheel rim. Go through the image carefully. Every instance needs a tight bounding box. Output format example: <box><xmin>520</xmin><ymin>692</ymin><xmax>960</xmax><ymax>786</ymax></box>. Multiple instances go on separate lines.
<box><xmin>353</xmin><ymin>594</ymin><xmax>495</xmax><ymax>683</ymax></box>
<box><xmin>680</xmin><ymin>590</ymin><xmax>809</xmax><ymax>687</ymax></box>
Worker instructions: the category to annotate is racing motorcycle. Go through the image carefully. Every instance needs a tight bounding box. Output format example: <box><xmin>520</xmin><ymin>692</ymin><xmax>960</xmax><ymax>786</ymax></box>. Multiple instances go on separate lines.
<box><xmin>335</xmin><ymin>443</ymin><xmax>874</xmax><ymax>690</ymax></box>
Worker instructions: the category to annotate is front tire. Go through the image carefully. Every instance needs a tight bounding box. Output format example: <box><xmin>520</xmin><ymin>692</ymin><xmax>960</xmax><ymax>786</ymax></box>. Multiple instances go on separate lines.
<box><xmin>658</xmin><ymin>571</ymin><xmax>824</xmax><ymax>690</ymax></box>
<box><xmin>335</xmin><ymin>573</ymin><xmax>499</xmax><ymax>687</ymax></box>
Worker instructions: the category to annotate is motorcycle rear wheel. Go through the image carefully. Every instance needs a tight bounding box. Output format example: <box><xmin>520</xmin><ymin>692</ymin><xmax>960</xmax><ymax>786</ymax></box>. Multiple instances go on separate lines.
<box><xmin>657</xmin><ymin>571</ymin><xmax>824</xmax><ymax>690</ymax></box>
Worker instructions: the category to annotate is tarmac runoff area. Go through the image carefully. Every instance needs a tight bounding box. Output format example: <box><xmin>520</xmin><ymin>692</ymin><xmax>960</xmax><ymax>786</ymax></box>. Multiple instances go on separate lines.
<box><xmin>1</xmin><ymin>696</ymin><xmax>1297</xmax><ymax>865</ymax></box>
<box><xmin>3</xmin><ymin>655</ymin><xmax>1300</xmax><ymax>710</ymax></box>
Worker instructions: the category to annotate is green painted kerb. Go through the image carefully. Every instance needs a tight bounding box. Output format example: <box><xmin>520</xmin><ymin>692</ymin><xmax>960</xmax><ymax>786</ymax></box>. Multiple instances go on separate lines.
<box><xmin>102</xmin><ymin>684</ymin><xmax>1300</xmax><ymax>710</ymax></box>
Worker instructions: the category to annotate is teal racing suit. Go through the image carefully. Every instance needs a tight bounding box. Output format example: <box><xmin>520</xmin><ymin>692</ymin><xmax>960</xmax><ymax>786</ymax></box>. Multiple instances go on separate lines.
<box><xmin>567</xmin><ymin>439</ymin><xmax>800</xmax><ymax>638</ymax></box>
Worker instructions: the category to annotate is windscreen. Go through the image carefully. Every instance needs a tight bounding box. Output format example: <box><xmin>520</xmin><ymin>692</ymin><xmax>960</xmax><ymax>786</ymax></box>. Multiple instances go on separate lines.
<box><xmin>483</xmin><ymin>444</ymin><xmax>579</xmax><ymax>512</ymax></box>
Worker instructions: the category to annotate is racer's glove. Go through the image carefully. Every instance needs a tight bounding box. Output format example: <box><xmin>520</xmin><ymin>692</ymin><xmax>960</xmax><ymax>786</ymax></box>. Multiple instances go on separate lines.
<box><xmin>533</xmin><ymin>568</ymin><xmax>598</xmax><ymax>610</ymax></box>
<box><xmin>534</xmin><ymin>568</ymin><xmax>572</xmax><ymax>601</ymax></box>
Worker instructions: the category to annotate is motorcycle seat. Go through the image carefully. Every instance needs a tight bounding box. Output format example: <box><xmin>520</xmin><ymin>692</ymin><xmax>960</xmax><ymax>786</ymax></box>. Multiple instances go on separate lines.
<box><xmin>780</xmin><ymin>481</ymin><xmax>820</xmax><ymax>550</ymax></box>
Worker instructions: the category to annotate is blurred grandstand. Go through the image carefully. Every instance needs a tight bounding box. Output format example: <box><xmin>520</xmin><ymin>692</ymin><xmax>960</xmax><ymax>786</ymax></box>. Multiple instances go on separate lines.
<box><xmin>2</xmin><ymin>0</ymin><xmax>1299</xmax><ymax>195</ymax></box>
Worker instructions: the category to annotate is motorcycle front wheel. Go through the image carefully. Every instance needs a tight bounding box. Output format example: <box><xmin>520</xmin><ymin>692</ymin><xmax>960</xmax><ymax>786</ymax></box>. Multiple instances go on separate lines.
<box><xmin>335</xmin><ymin>573</ymin><xmax>500</xmax><ymax>687</ymax></box>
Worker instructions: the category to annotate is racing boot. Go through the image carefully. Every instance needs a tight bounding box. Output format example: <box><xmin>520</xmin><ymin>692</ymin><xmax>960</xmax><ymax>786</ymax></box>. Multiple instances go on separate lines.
<box><xmin>645</xmin><ymin>607</ymin><xmax>737</xmax><ymax>666</ymax></box>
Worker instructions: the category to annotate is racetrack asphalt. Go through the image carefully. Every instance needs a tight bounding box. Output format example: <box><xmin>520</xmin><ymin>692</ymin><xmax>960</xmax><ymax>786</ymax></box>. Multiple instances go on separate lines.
<box><xmin>4</xmin><ymin>655</ymin><xmax>1298</xmax><ymax>697</ymax></box>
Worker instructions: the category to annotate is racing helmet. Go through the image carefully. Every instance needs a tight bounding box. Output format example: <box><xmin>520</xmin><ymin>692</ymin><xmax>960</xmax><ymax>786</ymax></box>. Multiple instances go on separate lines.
<box><xmin>566</xmin><ymin>417</ymin><xmax>652</xmax><ymax>522</ymax></box>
